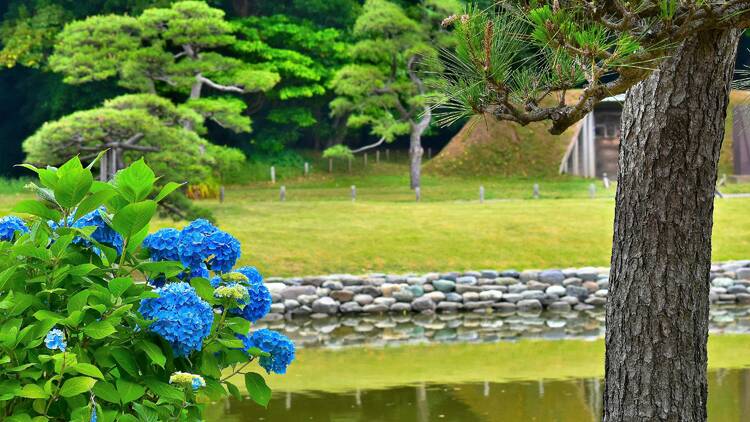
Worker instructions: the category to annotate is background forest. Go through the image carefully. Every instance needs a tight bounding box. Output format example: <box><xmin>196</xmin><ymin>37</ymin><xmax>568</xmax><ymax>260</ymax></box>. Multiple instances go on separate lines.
<box><xmin>0</xmin><ymin>0</ymin><xmax>504</xmax><ymax>180</ymax></box>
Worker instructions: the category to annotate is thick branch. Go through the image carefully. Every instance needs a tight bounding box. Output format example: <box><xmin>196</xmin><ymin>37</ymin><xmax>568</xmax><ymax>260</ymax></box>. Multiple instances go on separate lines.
<box><xmin>351</xmin><ymin>136</ymin><xmax>386</xmax><ymax>153</ymax></box>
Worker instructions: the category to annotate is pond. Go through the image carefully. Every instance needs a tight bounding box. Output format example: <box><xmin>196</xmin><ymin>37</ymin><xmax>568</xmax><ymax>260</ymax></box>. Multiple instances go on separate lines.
<box><xmin>206</xmin><ymin>310</ymin><xmax>750</xmax><ymax>421</ymax></box>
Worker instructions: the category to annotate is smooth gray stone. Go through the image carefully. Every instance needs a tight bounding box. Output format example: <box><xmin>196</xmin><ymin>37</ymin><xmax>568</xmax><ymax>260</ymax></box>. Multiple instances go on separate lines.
<box><xmin>432</xmin><ymin>279</ymin><xmax>456</xmax><ymax>292</ymax></box>
<box><xmin>283</xmin><ymin>299</ymin><xmax>300</xmax><ymax>310</ymax></box>
<box><xmin>548</xmin><ymin>301</ymin><xmax>572</xmax><ymax>312</ymax></box>
<box><xmin>479</xmin><ymin>290</ymin><xmax>503</xmax><ymax>301</ymax></box>
<box><xmin>519</xmin><ymin>270</ymin><xmax>540</xmax><ymax>282</ymax></box>
<box><xmin>584</xmin><ymin>297</ymin><xmax>607</xmax><ymax>307</ymax></box>
<box><xmin>390</xmin><ymin>302</ymin><xmax>413</xmax><ymax>312</ymax></box>
<box><xmin>270</xmin><ymin>303</ymin><xmax>285</xmax><ymax>313</ymax></box>
<box><xmin>322</xmin><ymin>280</ymin><xmax>343</xmax><ymax>290</ymax></box>
<box><xmin>520</xmin><ymin>290</ymin><xmax>546</xmax><ymax>301</ymax></box>
<box><xmin>546</xmin><ymin>285</ymin><xmax>567</xmax><ymax>296</ymax></box>
<box><xmin>340</xmin><ymin>302</ymin><xmax>363</xmax><ymax>313</ymax></box>
<box><xmin>363</xmin><ymin>304</ymin><xmax>389</xmax><ymax>314</ymax></box>
<box><xmin>436</xmin><ymin>301</ymin><xmax>463</xmax><ymax>312</ymax></box>
<box><xmin>280</xmin><ymin>285</ymin><xmax>317</xmax><ymax>300</ymax></box>
<box><xmin>311</xmin><ymin>297</ymin><xmax>339</xmax><ymax>314</ymax></box>
<box><xmin>481</xmin><ymin>270</ymin><xmax>499</xmax><ymax>278</ymax></box>
<box><xmin>539</xmin><ymin>270</ymin><xmax>565</xmax><ymax>285</ymax></box>
<box><xmin>393</xmin><ymin>290</ymin><xmax>415</xmax><ymax>302</ymax></box>
<box><xmin>354</xmin><ymin>294</ymin><xmax>374</xmax><ymax>306</ymax></box>
<box><xmin>502</xmin><ymin>293</ymin><xmax>523</xmax><ymax>303</ymax></box>
<box><xmin>492</xmin><ymin>302</ymin><xmax>517</xmax><ymax>312</ymax></box>
<box><xmin>517</xmin><ymin>299</ymin><xmax>543</xmax><ymax>311</ymax></box>
<box><xmin>445</xmin><ymin>292</ymin><xmax>463</xmax><ymax>302</ymax></box>
<box><xmin>330</xmin><ymin>290</ymin><xmax>354</xmax><ymax>302</ymax></box>
<box><xmin>373</xmin><ymin>297</ymin><xmax>396</xmax><ymax>306</ymax></box>
<box><xmin>566</xmin><ymin>286</ymin><xmax>590</xmax><ymax>299</ymax></box>
<box><xmin>412</xmin><ymin>296</ymin><xmax>436</xmax><ymax>312</ymax></box>
<box><xmin>456</xmin><ymin>276</ymin><xmax>478</xmax><ymax>285</ymax></box>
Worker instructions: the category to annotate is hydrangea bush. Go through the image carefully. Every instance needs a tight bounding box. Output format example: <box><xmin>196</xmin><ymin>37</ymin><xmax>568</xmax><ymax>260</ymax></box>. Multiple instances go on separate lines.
<box><xmin>0</xmin><ymin>156</ymin><xmax>293</xmax><ymax>421</ymax></box>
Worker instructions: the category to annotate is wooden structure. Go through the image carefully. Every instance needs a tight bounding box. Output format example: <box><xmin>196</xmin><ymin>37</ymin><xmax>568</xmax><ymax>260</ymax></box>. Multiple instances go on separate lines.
<box><xmin>560</xmin><ymin>95</ymin><xmax>624</xmax><ymax>178</ymax></box>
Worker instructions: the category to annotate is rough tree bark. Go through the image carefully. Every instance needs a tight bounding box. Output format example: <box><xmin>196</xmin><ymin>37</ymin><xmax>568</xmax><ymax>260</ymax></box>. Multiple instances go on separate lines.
<box><xmin>407</xmin><ymin>56</ymin><xmax>431</xmax><ymax>190</ymax></box>
<box><xmin>604</xmin><ymin>28</ymin><xmax>741</xmax><ymax>421</ymax></box>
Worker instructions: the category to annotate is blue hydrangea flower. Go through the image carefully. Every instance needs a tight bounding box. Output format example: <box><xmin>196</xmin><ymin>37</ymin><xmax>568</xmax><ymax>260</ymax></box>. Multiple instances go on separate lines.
<box><xmin>0</xmin><ymin>216</ymin><xmax>28</xmax><ymax>241</ymax></box>
<box><xmin>45</xmin><ymin>328</ymin><xmax>66</xmax><ymax>352</ymax></box>
<box><xmin>239</xmin><ymin>329</ymin><xmax>295</xmax><ymax>374</ymax></box>
<box><xmin>232</xmin><ymin>267</ymin><xmax>271</xmax><ymax>323</ymax></box>
<box><xmin>177</xmin><ymin>219</ymin><xmax>240</xmax><ymax>274</ymax></box>
<box><xmin>71</xmin><ymin>207</ymin><xmax>124</xmax><ymax>256</ymax></box>
<box><xmin>191</xmin><ymin>376</ymin><xmax>206</xmax><ymax>391</ymax></box>
<box><xmin>143</xmin><ymin>228</ymin><xmax>181</xmax><ymax>261</ymax></box>
<box><xmin>138</xmin><ymin>282</ymin><xmax>213</xmax><ymax>357</ymax></box>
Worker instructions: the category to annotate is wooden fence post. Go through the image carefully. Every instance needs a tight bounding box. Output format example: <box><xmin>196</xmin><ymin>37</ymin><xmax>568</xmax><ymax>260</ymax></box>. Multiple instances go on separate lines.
<box><xmin>304</xmin><ymin>162</ymin><xmax>309</xmax><ymax>176</ymax></box>
<box><xmin>219</xmin><ymin>186</ymin><xmax>225</xmax><ymax>203</ymax></box>
<box><xmin>351</xmin><ymin>185</ymin><xmax>356</xmax><ymax>202</ymax></box>
<box><xmin>364</xmin><ymin>153</ymin><xmax>368</xmax><ymax>166</ymax></box>
<box><xmin>280</xmin><ymin>185</ymin><xmax>286</xmax><ymax>201</ymax></box>
<box><xmin>328</xmin><ymin>158</ymin><xmax>333</xmax><ymax>173</ymax></box>
<box><xmin>376</xmin><ymin>150</ymin><xmax>380</xmax><ymax>163</ymax></box>
<box><xmin>533</xmin><ymin>183</ymin><xmax>540</xmax><ymax>199</ymax></box>
<box><xmin>415</xmin><ymin>186</ymin><xmax>421</xmax><ymax>202</ymax></box>
<box><xmin>270</xmin><ymin>166</ymin><xmax>276</xmax><ymax>184</ymax></box>
<box><xmin>479</xmin><ymin>185</ymin><xmax>485</xmax><ymax>203</ymax></box>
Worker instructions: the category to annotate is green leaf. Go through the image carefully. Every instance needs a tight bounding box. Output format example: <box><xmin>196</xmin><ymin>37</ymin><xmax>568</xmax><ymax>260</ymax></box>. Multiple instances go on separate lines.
<box><xmin>116</xmin><ymin>378</ymin><xmax>145</xmax><ymax>404</ymax></box>
<box><xmin>111</xmin><ymin>200</ymin><xmax>157</xmax><ymax>237</ymax></box>
<box><xmin>67</xmin><ymin>291</ymin><xmax>90</xmax><ymax>313</ymax></box>
<box><xmin>244</xmin><ymin>347</ymin><xmax>271</xmax><ymax>358</ymax></box>
<box><xmin>0</xmin><ymin>265</ymin><xmax>18</xmax><ymax>291</ymax></box>
<box><xmin>12</xmin><ymin>200</ymin><xmax>61</xmax><ymax>221</ymax></box>
<box><xmin>136</xmin><ymin>340</ymin><xmax>166</xmax><ymax>368</ymax></box>
<box><xmin>108</xmin><ymin>277</ymin><xmax>132</xmax><ymax>297</ymax></box>
<box><xmin>70</xmin><ymin>363</ymin><xmax>104</xmax><ymax>379</ymax></box>
<box><xmin>143</xmin><ymin>377</ymin><xmax>184</xmax><ymax>402</ymax></box>
<box><xmin>113</xmin><ymin>159</ymin><xmax>156</xmax><ymax>203</ymax></box>
<box><xmin>226</xmin><ymin>317</ymin><xmax>251</xmax><ymax>335</ymax></box>
<box><xmin>83</xmin><ymin>320</ymin><xmax>116</xmax><ymax>340</ymax></box>
<box><xmin>18</xmin><ymin>384</ymin><xmax>49</xmax><ymax>399</ymax></box>
<box><xmin>153</xmin><ymin>182</ymin><xmax>183</xmax><ymax>202</ymax></box>
<box><xmin>75</xmin><ymin>189</ymin><xmax>117</xmax><ymax>220</ymax></box>
<box><xmin>33</xmin><ymin>310</ymin><xmax>64</xmax><ymax>322</ymax></box>
<box><xmin>92</xmin><ymin>381</ymin><xmax>119</xmax><ymax>404</ymax></box>
<box><xmin>190</xmin><ymin>277</ymin><xmax>215</xmax><ymax>304</ymax></box>
<box><xmin>110</xmin><ymin>347</ymin><xmax>139</xmax><ymax>377</ymax></box>
<box><xmin>59</xmin><ymin>376</ymin><xmax>97</xmax><ymax>397</ymax></box>
<box><xmin>226</xmin><ymin>381</ymin><xmax>242</xmax><ymax>401</ymax></box>
<box><xmin>218</xmin><ymin>339</ymin><xmax>244</xmax><ymax>349</ymax></box>
<box><xmin>244</xmin><ymin>372</ymin><xmax>271</xmax><ymax>408</ymax></box>
<box><xmin>54</xmin><ymin>159</ymin><xmax>93</xmax><ymax>208</ymax></box>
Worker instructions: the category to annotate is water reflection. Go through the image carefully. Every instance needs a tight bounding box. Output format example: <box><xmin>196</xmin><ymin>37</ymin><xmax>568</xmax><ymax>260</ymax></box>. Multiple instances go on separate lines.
<box><xmin>255</xmin><ymin>306</ymin><xmax>750</xmax><ymax>349</ymax></box>
<box><xmin>206</xmin><ymin>368</ymin><xmax>750</xmax><ymax>421</ymax></box>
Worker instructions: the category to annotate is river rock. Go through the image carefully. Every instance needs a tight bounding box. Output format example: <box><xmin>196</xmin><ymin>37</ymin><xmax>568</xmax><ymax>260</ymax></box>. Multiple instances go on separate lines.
<box><xmin>577</xmin><ymin>268</ymin><xmax>599</xmax><ymax>281</ymax></box>
<box><xmin>265</xmin><ymin>283</ymin><xmax>287</xmax><ymax>295</ymax></box>
<box><xmin>728</xmin><ymin>285</ymin><xmax>748</xmax><ymax>294</ymax></box>
<box><xmin>563</xmin><ymin>277</ymin><xmax>582</xmax><ymax>287</ymax></box>
<box><xmin>584</xmin><ymin>297</ymin><xmax>607</xmax><ymax>307</ymax></box>
<box><xmin>560</xmin><ymin>295</ymin><xmax>579</xmax><ymax>305</ymax></box>
<box><xmin>393</xmin><ymin>290</ymin><xmax>415</xmax><ymax>302</ymax></box>
<box><xmin>539</xmin><ymin>270</ymin><xmax>565</xmax><ymax>285</ymax></box>
<box><xmin>311</xmin><ymin>297</ymin><xmax>339</xmax><ymax>314</ymax></box>
<box><xmin>374</xmin><ymin>297</ymin><xmax>396</xmax><ymax>307</ymax></box>
<box><xmin>457</xmin><ymin>276</ymin><xmax>478</xmax><ymax>285</ymax></box>
<box><xmin>566</xmin><ymin>286</ymin><xmax>589</xmax><ymax>299</ymax></box>
<box><xmin>291</xmin><ymin>305</ymin><xmax>312</xmax><ymax>316</ymax></box>
<box><xmin>736</xmin><ymin>268</ymin><xmax>750</xmax><ymax>280</ymax></box>
<box><xmin>548</xmin><ymin>301</ymin><xmax>572</xmax><ymax>312</ymax></box>
<box><xmin>406</xmin><ymin>285</ymin><xmax>424</xmax><ymax>297</ymax></box>
<box><xmin>481</xmin><ymin>270</ymin><xmax>499</xmax><ymax>278</ymax></box>
<box><xmin>582</xmin><ymin>281</ymin><xmax>599</xmax><ymax>292</ymax></box>
<box><xmin>340</xmin><ymin>302</ymin><xmax>363</xmax><ymax>313</ymax></box>
<box><xmin>496</xmin><ymin>277</ymin><xmax>518</xmax><ymax>286</ymax></box>
<box><xmin>508</xmin><ymin>284</ymin><xmax>527</xmax><ymax>294</ymax></box>
<box><xmin>502</xmin><ymin>293</ymin><xmax>523</xmax><ymax>303</ymax></box>
<box><xmin>736</xmin><ymin>293</ymin><xmax>750</xmax><ymax>304</ymax></box>
<box><xmin>330</xmin><ymin>290</ymin><xmax>354</xmax><ymax>302</ymax></box>
<box><xmin>527</xmin><ymin>281</ymin><xmax>550</xmax><ymax>291</ymax></box>
<box><xmin>363</xmin><ymin>304</ymin><xmax>389</xmax><ymax>314</ymax></box>
<box><xmin>412</xmin><ymin>296</ymin><xmax>436</xmax><ymax>312</ymax></box>
<box><xmin>426</xmin><ymin>291</ymin><xmax>446</xmax><ymax>302</ymax></box>
<box><xmin>391</xmin><ymin>302</ymin><xmax>412</xmax><ymax>312</ymax></box>
<box><xmin>545</xmin><ymin>285</ymin><xmax>567</xmax><ymax>296</ymax></box>
<box><xmin>437</xmin><ymin>302</ymin><xmax>462</xmax><ymax>312</ymax></box>
<box><xmin>521</xmin><ymin>290</ymin><xmax>545</xmax><ymax>301</ymax></box>
<box><xmin>270</xmin><ymin>303</ymin><xmax>285</xmax><ymax>313</ymax></box>
<box><xmin>712</xmin><ymin>277</ymin><xmax>735</xmax><ymax>288</ymax></box>
<box><xmin>519</xmin><ymin>270</ymin><xmax>539</xmax><ymax>282</ymax></box>
<box><xmin>517</xmin><ymin>299</ymin><xmax>543</xmax><ymax>312</ymax></box>
<box><xmin>456</xmin><ymin>285</ymin><xmax>483</xmax><ymax>294</ymax></box>
<box><xmin>492</xmin><ymin>302</ymin><xmax>517</xmax><ymax>313</ymax></box>
<box><xmin>281</xmin><ymin>285</ymin><xmax>317</xmax><ymax>300</ymax></box>
<box><xmin>462</xmin><ymin>292</ymin><xmax>480</xmax><ymax>302</ymax></box>
<box><xmin>445</xmin><ymin>292</ymin><xmax>463</xmax><ymax>302</ymax></box>
<box><xmin>283</xmin><ymin>299</ymin><xmax>300</xmax><ymax>310</ymax></box>
<box><xmin>464</xmin><ymin>301</ymin><xmax>493</xmax><ymax>310</ymax></box>
<box><xmin>594</xmin><ymin>289</ymin><xmax>608</xmax><ymax>298</ymax></box>
<box><xmin>479</xmin><ymin>290</ymin><xmax>503</xmax><ymax>301</ymax></box>
<box><xmin>380</xmin><ymin>283</ymin><xmax>398</xmax><ymax>297</ymax></box>
<box><xmin>322</xmin><ymin>280</ymin><xmax>343</xmax><ymax>290</ymax></box>
<box><xmin>433</xmin><ymin>279</ymin><xmax>456</xmax><ymax>292</ymax></box>
<box><xmin>354</xmin><ymin>294</ymin><xmax>374</xmax><ymax>306</ymax></box>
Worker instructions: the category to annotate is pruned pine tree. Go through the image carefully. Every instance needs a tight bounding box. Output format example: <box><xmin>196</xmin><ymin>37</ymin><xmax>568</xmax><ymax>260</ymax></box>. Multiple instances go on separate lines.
<box><xmin>48</xmin><ymin>0</ymin><xmax>279</xmax><ymax>134</ymax></box>
<box><xmin>436</xmin><ymin>2</ymin><xmax>750</xmax><ymax>421</ymax></box>
<box><xmin>330</xmin><ymin>0</ymin><xmax>462</xmax><ymax>190</ymax></box>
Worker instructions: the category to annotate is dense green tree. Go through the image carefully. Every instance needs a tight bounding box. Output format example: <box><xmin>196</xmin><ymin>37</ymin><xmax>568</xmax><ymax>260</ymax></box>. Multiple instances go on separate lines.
<box><xmin>48</xmin><ymin>0</ymin><xmax>279</xmax><ymax>134</ymax></box>
<box><xmin>436</xmin><ymin>2</ymin><xmax>750</xmax><ymax>420</ymax></box>
<box><xmin>330</xmin><ymin>0</ymin><xmax>461</xmax><ymax>189</ymax></box>
<box><xmin>232</xmin><ymin>15</ymin><xmax>349</xmax><ymax>153</ymax></box>
<box><xmin>23</xmin><ymin>93</ymin><xmax>242</xmax><ymax>219</ymax></box>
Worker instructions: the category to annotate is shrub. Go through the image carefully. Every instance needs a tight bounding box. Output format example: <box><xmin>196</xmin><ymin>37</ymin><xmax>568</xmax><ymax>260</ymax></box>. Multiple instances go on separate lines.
<box><xmin>0</xmin><ymin>155</ymin><xmax>293</xmax><ymax>421</ymax></box>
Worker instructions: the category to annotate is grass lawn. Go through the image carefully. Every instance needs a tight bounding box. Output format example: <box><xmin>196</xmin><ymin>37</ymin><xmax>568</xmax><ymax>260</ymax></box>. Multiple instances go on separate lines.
<box><xmin>3</xmin><ymin>162</ymin><xmax>750</xmax><ymax>276</ymax></box>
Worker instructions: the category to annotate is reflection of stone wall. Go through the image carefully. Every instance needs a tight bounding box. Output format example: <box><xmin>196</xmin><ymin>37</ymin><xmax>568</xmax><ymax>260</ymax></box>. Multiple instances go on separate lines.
<box><xmin>260</xmin><ymin>261</ymin><xmax>750</xmax><ymax>321</ymax></box>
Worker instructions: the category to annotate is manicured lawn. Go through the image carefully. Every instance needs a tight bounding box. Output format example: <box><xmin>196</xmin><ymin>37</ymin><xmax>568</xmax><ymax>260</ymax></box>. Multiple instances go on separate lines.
<box><xmin>173</xmin><ymin>193</ymin><xmax>750</xmax><ymax>276</ymax></box>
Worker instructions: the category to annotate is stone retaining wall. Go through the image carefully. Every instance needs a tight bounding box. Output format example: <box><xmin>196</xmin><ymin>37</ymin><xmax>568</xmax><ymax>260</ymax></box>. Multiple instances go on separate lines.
<box><xmin>260</xmin><ymin>261</ymin><xmax>750</xmax><ymax>319</ymax></box>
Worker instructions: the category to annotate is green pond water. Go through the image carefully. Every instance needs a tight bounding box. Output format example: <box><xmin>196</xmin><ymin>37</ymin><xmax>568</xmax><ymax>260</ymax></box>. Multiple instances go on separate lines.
<box><xmin>207</xmin><ymin>368</ymin><xmax>750</xmax><ymax>421</ymax></box>
<box><xmin>204</xmin><ymin>312</ymin><xmax>750</xmax><ymax>421</ymax></box>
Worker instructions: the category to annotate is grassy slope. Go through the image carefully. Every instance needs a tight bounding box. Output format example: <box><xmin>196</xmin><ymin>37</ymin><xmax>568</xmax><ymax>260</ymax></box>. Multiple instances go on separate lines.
<box><xmin>228</xmin><ymin>335</ymin><xmax>750</xmax><ymax>393</ymax></box>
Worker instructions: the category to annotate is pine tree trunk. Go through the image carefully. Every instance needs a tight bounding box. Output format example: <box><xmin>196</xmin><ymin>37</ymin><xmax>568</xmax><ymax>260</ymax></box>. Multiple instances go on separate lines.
<box><xmin>409</xmin><ymin>128</ymin><xmax>424</xmax><ymax>190</ymax></box>
<box><xmin>604</xmin><ymin>28</ymin><xmax>741</xmax><ymax>421</ymax></box>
